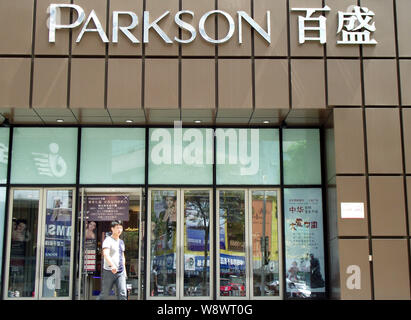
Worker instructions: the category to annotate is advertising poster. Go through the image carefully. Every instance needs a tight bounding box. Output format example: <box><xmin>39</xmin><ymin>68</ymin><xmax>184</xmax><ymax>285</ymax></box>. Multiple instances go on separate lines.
<box><xmin>43</xmin><ymin>190</ymin><xmax>73</xmax><ymax>297</ymax></box>
<box><xmin>151</xmin><ymin>191</ymin><xmax>177</xmax><ymax>254</ymax></box>
<box><xmin>284</xmin><ymin>188</ymin><xmax>326</xmax><ymax>298</ymax></box>
<box><xmin>84</xmin><ymin>221</ymin><xmax>97</xmax><ymax>273</ymax></box>
<box><xmin>86</xmin><ymin>195</ymin><xmax>129</xmax><ymax>221</ymax></box>
<box><xmin>44</xmin><ymin>194</ymin><xmax>72</xmax><ymax>260</ymax></box>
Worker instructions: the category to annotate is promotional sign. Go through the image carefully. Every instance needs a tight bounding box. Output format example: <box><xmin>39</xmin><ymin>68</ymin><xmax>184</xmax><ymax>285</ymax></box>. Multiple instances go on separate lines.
<box><xmin>84</xmin><ymin>221</ymin><xmax>97</xmax><ymax>273</ymax></box>
<box><xmin>284</xmin><ymin>188</ymin><xmax>325</xmax><ymax>297</ymax></box>
<box><xmin>86</xmin><ymin>195</ymin><xmax>129</xmax><ymax>221</ymax></box>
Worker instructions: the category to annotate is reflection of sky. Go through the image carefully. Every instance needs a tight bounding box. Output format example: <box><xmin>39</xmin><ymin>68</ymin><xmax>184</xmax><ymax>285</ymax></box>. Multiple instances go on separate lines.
<box><xmin>13</xmin><ymin>189</ymin><xmax>40</xmax><ymax>200</ymax></box>
<box><xmin>46</xmin><ymin>190</ymin><xmax>71</xmax><ymax>209</ymax></box>
<box><xmin>185</xmin><ymin>207</ymin><xmax>208</xmax><ymax>228</ymax></box>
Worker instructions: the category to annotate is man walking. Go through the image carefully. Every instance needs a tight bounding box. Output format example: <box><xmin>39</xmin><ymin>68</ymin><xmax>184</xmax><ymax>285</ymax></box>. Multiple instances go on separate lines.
<box><xmin>98</xmin><ymin>220</ymin><xmax>127</xmax><ymax>300</ymax></box>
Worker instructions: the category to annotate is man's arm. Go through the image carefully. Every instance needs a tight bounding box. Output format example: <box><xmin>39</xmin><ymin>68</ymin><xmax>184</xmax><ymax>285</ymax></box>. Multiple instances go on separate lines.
<box><xmin>103</xmin><ymin>248</ymin><xmax>117</xmax><ymax>273</ymax></box>
<box><xmin>123</xmin><ymin>252</ymin><xmax>127</xmax><ymax>278</ymax></box>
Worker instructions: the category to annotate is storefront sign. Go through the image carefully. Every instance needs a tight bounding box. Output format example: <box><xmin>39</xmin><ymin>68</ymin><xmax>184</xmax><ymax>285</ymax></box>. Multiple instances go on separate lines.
<box><xmin>292</xmin><ymin>5</ymin><xmax>377</xmax><ymax>45</ymax></box>
<box><xmin>86</xmin><ymin>195</ymin><xmax>129</xmax><ymax>221</ymax></box>
<box><xmin>341</xmin><ymin>202</ymin><xmax>364</xmax><ymax>219</ymax></box>
<box><xmin>48</xmin><ymin>4</ymin><xmax>271</xmax><ymax>44</ymax></box>
<box><xmin>48</xmin><ymin>4</ymin><xmax>377</xmax><ymax>46</ymax></box>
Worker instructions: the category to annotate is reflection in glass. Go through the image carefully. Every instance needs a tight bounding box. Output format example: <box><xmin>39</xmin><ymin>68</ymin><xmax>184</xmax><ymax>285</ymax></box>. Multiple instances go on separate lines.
<box><xmin>251</xmin><ymin>191</ymin><xmax>280</xmax><ymax>297</ymax></box>
<box><xmin>216</xmin><ymin>129</ymin><xmax>280</xmax><ymax>185</ymax></box>
<box><xmin>183</xmin><ymin>190</ymin><xmax>210</xmax><ymax>297</ymax></box>
<box><xmin>150</xmin><ymin>190</ymin><xmax>177</xmax><ymax>297</ymax></box>
<box><xmin>219</xmin><ymin>190</ymin><xmax>246</xmax><ymax>297</ymax></box>
<box><xmin>122</xmin><ymin>194</ymin><xmax>141</xmax><ymax>299</ymax></box>
<box><xmin>282</xmin><ymin>129</ymin><xmax>321</xmax><ymax>185</ymax></box>
<box><xmin>80</xmin><ymin>128</ymin><xmax>145</xmax><ymax>184</ymax></box>
<box><xmin>0</xmin><ymin>128</ymin><xmax>9</xmax><ymax>184</ymax></box>
<box><xmin>8</xmin><ymin>190</ymin><xmax>40</xmax><ymax>298</ymax></box>
<box><xmin>42</xmin><ymin>190</ymin><xmax>73</xmax><ymax>298</ymax></box>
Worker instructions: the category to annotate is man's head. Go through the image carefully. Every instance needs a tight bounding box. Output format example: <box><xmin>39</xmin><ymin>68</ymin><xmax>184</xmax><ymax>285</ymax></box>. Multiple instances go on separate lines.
<box><xmin>110</xmin><ymin>220</ymin><xmax>123</xmax><ymax>238</ymax></box>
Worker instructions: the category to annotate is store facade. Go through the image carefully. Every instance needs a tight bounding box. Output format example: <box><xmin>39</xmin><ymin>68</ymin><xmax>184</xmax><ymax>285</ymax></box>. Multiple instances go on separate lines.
<box><xmin>0</xmin><ymin>0</ymin><xmax>410</xmax><ymax>300</ymax></box>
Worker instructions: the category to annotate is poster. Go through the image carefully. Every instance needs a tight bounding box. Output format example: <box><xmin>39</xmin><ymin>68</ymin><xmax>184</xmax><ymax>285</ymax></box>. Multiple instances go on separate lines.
<box><xmin>44</xmin><ymin>194</ymin><xmax>72</xmax><ymax>260</ymax></box>
<box><xmin>84</xmin><ymin>221</ymin><xmax>97</xmax><ymax>273</ymax></box>
<box><xmin>86</xmin><ymin>195</ymin><xmax>129</xmax><ymax>221</ymax></box>
<box><xmin>284</xmin><ymin>188</ymin><xmax>326</xmax><ymax>298</ymax></box>
<box><xmin>43</xmin><ymin>190</ymin><xmax>73</xmax><ymax>297</ymax></box>
<box><xmin>151</xmin><ymin>191</ymin><xmax>177</xmax><ymax>254</ymax></box>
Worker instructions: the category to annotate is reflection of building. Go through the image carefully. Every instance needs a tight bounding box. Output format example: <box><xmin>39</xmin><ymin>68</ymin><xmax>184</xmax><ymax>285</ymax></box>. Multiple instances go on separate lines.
<box><xmin>0</xmin><ymin>0</ymin><xmax>411</xmax><ymax>301</ymax></box>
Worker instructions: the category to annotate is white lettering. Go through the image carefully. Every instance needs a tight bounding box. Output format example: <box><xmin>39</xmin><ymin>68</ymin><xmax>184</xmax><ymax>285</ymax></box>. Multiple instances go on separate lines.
<box><xmin>238</xmin><ymin>11</ymin><xmax>271</xmax><ymax>44</ymax></box>
<box><xmin>49</xmin><ymin>4</ymin><xmax>85</xmax><ymax>42</ymax></box>
<box><xmin>174</xmin><ymin>11</ymin><xmax>196</xmax><ymax>44</ymax></box>
<box><xmin>113</xmin><ymin>11</ymin><xmax>139</xmax><ymax>43</ymax></box>
<box><xmin>76</xmin><ymin>10</ymin><xmax>109</xmax><ymax>43</ymax></box>
<box><xmin>47</xmin><ymin>5</ymin><xmax>272</xmax><ymax>45</ymax></box>
<box><xmin>346</xmin><ymin>265</ymin><xmax>361</xmax><ymax>290</ymax></box>
<box><xmin>199</xmin><ymin>10</ymin><xmax>235</xmax><ymax>44</ymax></box>
<box><xmin>143</xmin><ymin>11</ymin><xmax>173</xmax><ymax>43</ymax></box>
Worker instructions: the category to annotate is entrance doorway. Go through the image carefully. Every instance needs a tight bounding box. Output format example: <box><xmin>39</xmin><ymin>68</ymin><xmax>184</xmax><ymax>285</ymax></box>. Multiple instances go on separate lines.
<box><xmin>77</xmin><ymin>188</ymin><xmax>143</xmax><ymax>300</ymax></box>
<box><xmin>147</xmin><ymin>188</ymin><xmax>213</xmax><ymax>300</ymax></box>
<box><xmin>3</xmin><ymin>188</ymin><xmax>76</xmax><ymax>300</ymax></box>
<box><xmin>217</xmin><ymin>189</ymin><xmax>283</xmax><ymax>300</ymax></box>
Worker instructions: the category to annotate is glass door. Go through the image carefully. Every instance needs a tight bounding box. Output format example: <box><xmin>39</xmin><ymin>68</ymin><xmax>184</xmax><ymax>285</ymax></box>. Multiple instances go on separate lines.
<box><xmin>249</xmin><ymin>189</ymin><xmax>282</xmax><ymax>299</ymax></box>
<box><xmin>4</xmin><ymin>189</ymin><xmax>41</xmax><ymax>299</ymax></box>
<box><xmin>148</xmin><ymin>189</ymin><xmax>179</xmax><ymax>299</ymax></box>
<box><xmin>217</xmin><ymin>189</ymin><xmax>282</xmax><ymax>300</ymax></box>
<box><xmin>76</xmin><ymin>188</ymin><xmax>143</xmax><ymax>300</ymax></box>
<box><xmin>147</xmin><ymin>188</ymin><xmax>213</xmax><ymax>300</ymax></box>
<box><xmin>3</xmin><ymin>188</ymin><xmax>76</xmax><ymax>300</ymax></box>
<box><xmin>181</xmin><ymin>189</ymin><xmax>212</xmax><ymax>299</ymax></box>
<box><xmin>217</xmin><ymin>189</ymin><xmax>248</xmax><ymax>299</ymax></box>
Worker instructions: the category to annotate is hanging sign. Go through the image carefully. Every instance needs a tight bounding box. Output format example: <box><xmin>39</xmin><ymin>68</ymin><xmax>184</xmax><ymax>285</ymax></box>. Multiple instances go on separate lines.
<box><xmin>86</xmin><ymin>195</ymin><xmax>129</xmax><ymax>221</ymax></box>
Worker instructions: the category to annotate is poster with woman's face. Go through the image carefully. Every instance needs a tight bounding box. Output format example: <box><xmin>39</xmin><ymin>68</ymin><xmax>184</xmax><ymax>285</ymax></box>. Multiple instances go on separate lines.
<box><xmin>85</xmin><ymin>221</ymin><xmax>97</xmax><ymax>240</ymax></box>
<box><xmin>151</xmin><ymin>191</ymin><xmax>177</xmax><ymax>255</ymax></box>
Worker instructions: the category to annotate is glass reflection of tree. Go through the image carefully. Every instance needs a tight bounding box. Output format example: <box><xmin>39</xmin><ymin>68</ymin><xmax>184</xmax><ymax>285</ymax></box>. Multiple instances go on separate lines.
<box><xmin>219</xmin><ymin>191</ymin><xmax>245</xmax><ymax>286</ymax></box>
<box><xmin>185</xmin><ymin>192</ymin><xmax>210</xmax><ymax>296</ymax></box>
<box><xmin>284</xmin><ymin>140</ymin><xmax>307</xmax><ymax>179</ymax></box>
<box><xmin>220</xmin><ymin>192</ymin><xmax>245</xmax><ymax>252</ymax></box>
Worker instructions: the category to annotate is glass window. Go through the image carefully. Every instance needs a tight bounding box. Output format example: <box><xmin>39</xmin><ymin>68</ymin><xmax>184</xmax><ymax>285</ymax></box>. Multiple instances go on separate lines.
<box><xmin>42</xmin><ymin>189</ymin><xmax>74</xmax><ymax>298</ymax></box>
<box><xmin>0</xmin><ymin>128</ymin><xmax>9</xmax><ymax>183</ymax></box>
<box><xmin>149</xmin><ymin>190</ymin><xmax>178</xmax><ymax>297</ymax></box>
<box><xmin>11</xmin><ymin>128</ymin><xmax>78</xmax><ymax>184</ymax></box>
<box><xmin>251</xmin><ymin>190</ymin><xmax>280</xmax><ymax>297</ymax></box>
<box><xmin>7</xmin><ymin>190</ymin><xmax>40</xmax><ymax>298</ymax></box>
<box><xmin>218</xmin><ymin>190</ymin><xmax>247</xmax><ymax>297</ymax></box>
<box><xmin>0</xmin><ymin>187</ymin><xmax>6</xmax><ymax>289</ymax></box>
<box><xmin>183</xmin><ymin>190</ymin><xmax>211</xmax><ymax>297</ymax></box>
<box><xmin>216</xmin><ymin>129</ymin><xmax>280</xmax><ymax>185</ymax></box>
<box><xmin>149</xmin><ymin>128</ymin><xmax>213</xmax><ymax>185</ymax></box>
<box><xmin>80</xmin><ymin>128</ymin><xmax>145</xmax><ymax>184</ymax></box>
<box><xmin>282</xmin><ymin>129</ymin><xmax>322</xmax><ymax>185</ymax></box>
<box><xmin>284</xmin><ymin>188</ymin><xmax>326</xmax><ymax>299</ymax></box>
